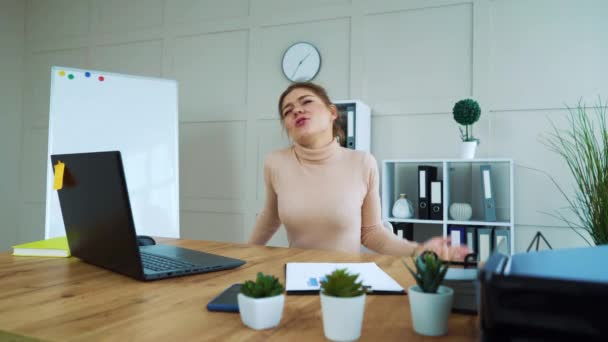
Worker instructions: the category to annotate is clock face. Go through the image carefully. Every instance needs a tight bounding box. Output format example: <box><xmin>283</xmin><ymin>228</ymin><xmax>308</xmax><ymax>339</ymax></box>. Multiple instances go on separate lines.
<box><xmin>282</xmin><ymin>42</ymin><xmax>321</xmax><ymax>82</ymax></box>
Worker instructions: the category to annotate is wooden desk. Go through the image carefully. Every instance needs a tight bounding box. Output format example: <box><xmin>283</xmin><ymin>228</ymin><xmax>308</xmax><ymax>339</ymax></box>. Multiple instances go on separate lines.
<box><xmin>0</xmin><ymin>240</ymin><xmax>478</xmax><ymax>341</ymax></box>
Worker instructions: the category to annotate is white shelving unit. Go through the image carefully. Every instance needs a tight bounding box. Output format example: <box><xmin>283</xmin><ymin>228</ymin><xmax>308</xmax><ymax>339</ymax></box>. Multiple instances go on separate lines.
<box><xmin>381</xmin><ymin>159</ymin><xmax>515</xmax><ymax>255</ymax></box>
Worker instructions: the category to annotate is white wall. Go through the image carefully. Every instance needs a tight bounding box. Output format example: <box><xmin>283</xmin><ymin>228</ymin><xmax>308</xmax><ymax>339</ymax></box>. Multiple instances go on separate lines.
<box><xmin>15</xmin><ymin>0</ymin><xmax>607</xmax><ymax>252</ymax></box>
<box><xmin>0</xmin><ymin>0</ymin><xmax>24</xmax><ymax>251</ymax></box>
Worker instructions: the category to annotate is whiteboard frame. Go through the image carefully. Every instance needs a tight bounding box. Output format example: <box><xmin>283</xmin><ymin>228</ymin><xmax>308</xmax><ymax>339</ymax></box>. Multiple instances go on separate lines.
<box><xmin>44</xmin><ymin>66</ymin><xmax>180</xmax><ymax>239</ymax></box>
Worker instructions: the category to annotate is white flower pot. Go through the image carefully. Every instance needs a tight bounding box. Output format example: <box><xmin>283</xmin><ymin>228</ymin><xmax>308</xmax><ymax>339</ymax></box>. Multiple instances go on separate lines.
<box><xmin>237</xmin><ymin>293</ymin><xmax>284</xmax><ymax>330</ymax></box>
<box><xmin>449</xmin><ymin>202</ymin><xmax>473</xmax><ymax>221</ymax></box>
<box><xmin>408</xmin><ymin>285</ymin><xmax>454</xmax><ymax>336</ymax></box>
<box><xmin>460</xmin><ymin>141</ymin><xmax>477</xmax><ymax>159</ymax></box>
<box><xmin>320</xmin><ymin>292</ymin><xmax>366</xmax><ymax>341</ymax></box>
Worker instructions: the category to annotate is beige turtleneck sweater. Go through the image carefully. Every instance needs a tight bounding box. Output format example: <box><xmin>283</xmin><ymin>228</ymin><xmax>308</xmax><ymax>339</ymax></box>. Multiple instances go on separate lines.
<box><xmin>248</xmin><ymin>139</ymin><xmax>418</xmax><ymax>256</ymax></box>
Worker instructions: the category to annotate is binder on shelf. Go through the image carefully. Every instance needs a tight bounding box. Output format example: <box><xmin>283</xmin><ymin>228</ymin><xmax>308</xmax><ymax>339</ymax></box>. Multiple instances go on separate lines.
<box><xmin>334</xmin><ymin>100</ymin><xmax>371</xmax><ymax>152</ymax></box>
<box><xmin>346</xmin><ymin>106</ymin><xmax>356</xmax><ymax>149</ymax></box>
<box><xmin>477</xmin><ymin>227</ymin><xmax>494</xmax><ymax>263</ymax></box>
<box><xmin>448</xmin><ymin>225</ymin><xmax>466</xmax><ymax>247</ymax></box>
<box><xmin>392</xmin><ymin>222</ymin><xmax>414</xmax><ymax>241</ymax></box>
<box><xmin>494</xmin><ymin>227</ymin><xmax>510</xmax><ymax>255</ymax></box>
<box><xmin>466</xmin><ymin>226</ymin><xmax>478</xmax><ymax>256</ymax></box>
<box><xmin>417</xmin><ymin>165</ymin><xmax>437</xmax><ymax>219</ymax></box>
<box><xmin>430</xmin><ymin>180</ymin><xmax>443</xmax><ymax>220</ymax></box>
<box><xmin>480</xmin><ymin>165</ymin><xmax>497</xmax><ymax>222</ymax></box>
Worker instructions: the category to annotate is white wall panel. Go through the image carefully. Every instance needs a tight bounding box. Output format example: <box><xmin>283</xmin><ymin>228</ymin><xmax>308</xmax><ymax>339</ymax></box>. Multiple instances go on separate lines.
<box><xmin>166</xmin><ymin>0</ymin><xmax>249</xmax><ymax>24</ymax></box>
<box><xmin>27</xmin><ymin>0</ymin><xmax>89</xmax><ymax>42</ymax></box>
<box><xmin>490</xmin><ymin>0</ymin><xmax>608</xmax><ymax>110</ymax></box>
<box><xmin>174</xmin><ymin>30</ymin><xmax>249</xmax><ymax>121</ymax></box>
<box><xmin>255</xmin><ymin>120</ymin><xmax>290</xmax><ymax>200</ymax></box>
<box><xmin>94</xmin><ymin>40</ymin><xmax>163</xmax><ymax>76</ymax></box>
<box><xmin>180</xmin><ymin>121</ymin><xmax>246</xmax><ymax>200</ymax></box>
<box><xmin>364</xmin><ymin>3</ymin><xmax>473</xmax><ymax>115</ymax></box>
<box><xmin>18</xmin><ymin>203</ymin><xmax>45</xmax><ymax>244</ymax></box>
<box><xmin>0</xmin><ymin>0</ymin><xmax>25</xmax><ymax>251</ymax></box>
<box><xmin>20</xmin><ymin>128</ymin><xmax>48</xmax><ymax>204</ymax></box>
<box><xmin>181</xmin><ymin>211</ymin><xmax>244</xmax><ymax>242</ymax></box>
<box><xmin>95</xmin><ymin>0</ymin><xmax>164</xmax><ymax>33</ymax></box>
<box><xmin>372</xmin><ymin>114</ymin><xmax>490</xmax><ymax>162</ymax></box>
<box><xmin>252</xmin><ymin>0</ymin><xmax>350</xmax><ymax>15</ymax></box>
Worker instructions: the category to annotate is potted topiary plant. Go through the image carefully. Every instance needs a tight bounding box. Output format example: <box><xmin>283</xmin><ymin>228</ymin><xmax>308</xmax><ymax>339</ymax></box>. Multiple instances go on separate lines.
<box><xmin>319</xmin><ymin>268</ymin><xmax>367</xmax><ymax>341</ymax></box>
<box><xmin>453</xmin><ymin>98</ymin><xmax>481</xmax><ymax>159</ymax></box>
<box><xmin>403</xmin><ymin>251</ymin><xmax>453</xmax><ymax>336</ymax></box>
<box><xmin>238</xmin><ymin>272</ymin><xmax>285</xmax><ymax>330</ymax></box>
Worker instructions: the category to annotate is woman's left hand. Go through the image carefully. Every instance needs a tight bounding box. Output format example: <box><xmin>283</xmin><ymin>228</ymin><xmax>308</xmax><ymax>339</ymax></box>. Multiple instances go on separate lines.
<box><xmin>417</xmin><ymin>237</ymin><xmax>470</xmax><ymax>262</ymax></box>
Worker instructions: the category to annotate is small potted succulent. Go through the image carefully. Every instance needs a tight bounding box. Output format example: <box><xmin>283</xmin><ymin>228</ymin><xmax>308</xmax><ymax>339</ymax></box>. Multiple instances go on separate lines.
<box><xmin>403</xmin><ymin>251</ymin><xmax>453</xmax><ymax>336</ymax></box>
<box><xmin>238</xmin><ymin>272</ymin><xmax>285</xmax><ymax>330</ymax></box>
<box><xmin>452</xmin><ymin>98</ymin><xmax>481</xmax><ymax>159</ymax></box>
<box><xmin>319</xmin><ymin>269</ymin><xmax>367</xmax><ymax>341</ymax></box>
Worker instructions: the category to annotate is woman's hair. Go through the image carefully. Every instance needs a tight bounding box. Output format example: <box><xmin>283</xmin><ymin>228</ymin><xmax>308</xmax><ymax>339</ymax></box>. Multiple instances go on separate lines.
<box><xmin>277</xmin><ymin>82</ymin><xmax>346</xmax><ymax>144</ymax></box>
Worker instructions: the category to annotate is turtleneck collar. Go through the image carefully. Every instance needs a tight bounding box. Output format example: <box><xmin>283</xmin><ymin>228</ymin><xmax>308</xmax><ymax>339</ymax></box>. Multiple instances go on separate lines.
<box><xmin>293</xmin><ymin>138</ymin><xmax>341</xmax><ymax>164</ymax></box>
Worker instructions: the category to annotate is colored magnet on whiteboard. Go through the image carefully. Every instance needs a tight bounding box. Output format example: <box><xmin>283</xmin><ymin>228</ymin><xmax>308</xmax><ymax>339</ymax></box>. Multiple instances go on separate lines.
<box><xmin>68</xmin><ymin>74</ymin><xmax>74</xmax><ymax>80</ymax></box>
<box><xmin>98</xmin><ymin>76</ymin><xmax>105</xmax><ymax>82</ymax></box>
<box><xmin>58</xmin><ymin>70</ymin><xmax>66</xmax><ymax>77</ymax></box>
<box><xmin>85</xmin><ymin>72</ymin><xmax>91</xmax><ymax>77</ymax></box>
<box><xmin>53</xmin><ymin>161</ymin><xmax>65</xmax><ymax>190</ymax></box>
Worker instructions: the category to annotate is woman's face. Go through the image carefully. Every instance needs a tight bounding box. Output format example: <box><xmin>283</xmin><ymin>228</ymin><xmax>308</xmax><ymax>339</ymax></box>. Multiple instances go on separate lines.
<box><xmin>280</xmin><ymin>87</ymin><xmax>337</xmax><ymax>146</ymax></box>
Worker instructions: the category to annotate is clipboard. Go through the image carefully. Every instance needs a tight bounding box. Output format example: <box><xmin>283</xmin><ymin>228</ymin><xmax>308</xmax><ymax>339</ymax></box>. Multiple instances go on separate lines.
<box><xmin>285</xmin><ymin>262</ymin><xmax>405</xmax><ymax>295</ymax></box>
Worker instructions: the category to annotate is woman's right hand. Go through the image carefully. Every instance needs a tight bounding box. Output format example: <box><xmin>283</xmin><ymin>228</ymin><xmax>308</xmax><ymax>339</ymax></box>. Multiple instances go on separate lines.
<box><xmin>416</xmin><ymin>236</ymin><xmax>470</xmax><ymax>262</ymax></box>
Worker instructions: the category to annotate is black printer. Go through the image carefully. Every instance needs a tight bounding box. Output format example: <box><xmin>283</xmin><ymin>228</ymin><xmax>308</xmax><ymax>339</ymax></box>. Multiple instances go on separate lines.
<box><xmin>479</xmin><ymin>245</ymin><xmax>608</xmax><ymax>341</ymax></box>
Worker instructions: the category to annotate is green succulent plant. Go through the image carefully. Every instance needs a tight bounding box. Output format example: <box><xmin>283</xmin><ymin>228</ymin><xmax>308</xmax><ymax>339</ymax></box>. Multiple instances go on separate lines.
<box><xmin>403</xmin><ymin>251</ymin><xmax>449</xmax><ymax>294</ymax></box>
<box><xmin>241</xmin><ymin>272</ymin><xmax>285</xmax><ymax>298</ymax></box>
<box><xmin>320</xmin><ymin>269</ymin><xmax>366</xmax><ymax>298</ymax></box>
<box><xmin>453</xmin><ymin>98</ymin><xmax>481</xmax><ymax>143</ymax></box>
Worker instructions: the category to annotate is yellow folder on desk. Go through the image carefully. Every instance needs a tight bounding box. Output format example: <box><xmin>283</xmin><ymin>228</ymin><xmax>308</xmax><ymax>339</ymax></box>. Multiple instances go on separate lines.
<box><xmin>12</xmin><ymin>236</ymin><xmax>70</xmax><ymax>257</ymax></box>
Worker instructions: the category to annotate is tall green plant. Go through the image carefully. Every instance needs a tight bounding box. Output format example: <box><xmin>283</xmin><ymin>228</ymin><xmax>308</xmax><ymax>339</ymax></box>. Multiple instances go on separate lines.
<box><xmin>543</xmin><ymin>98</ymin><xmax>608</xmax><ymax>245</ymax></box>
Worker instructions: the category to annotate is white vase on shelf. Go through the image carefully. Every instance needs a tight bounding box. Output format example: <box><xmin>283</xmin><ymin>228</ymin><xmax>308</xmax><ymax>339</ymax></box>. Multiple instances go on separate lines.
<box><xmin>392</xmin><ymin>194</ymin><xmax>414</xmax><ymax>219</ymax></box>
<box><xmin>460</xmin><ymin>141</ymin><xmax>477</xmax><ymax>159</ymax></box>
<box><xmin>449</xmin><ymin>203</ymin><xmax>472</xmax><ymax>221</ymax></box>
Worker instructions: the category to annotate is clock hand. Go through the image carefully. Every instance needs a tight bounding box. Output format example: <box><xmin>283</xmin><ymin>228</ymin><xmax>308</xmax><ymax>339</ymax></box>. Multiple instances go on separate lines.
<box><xmin>291</xmin><ymin>52</ymin><xmax>313</xmax><ymax>79</ymax></box>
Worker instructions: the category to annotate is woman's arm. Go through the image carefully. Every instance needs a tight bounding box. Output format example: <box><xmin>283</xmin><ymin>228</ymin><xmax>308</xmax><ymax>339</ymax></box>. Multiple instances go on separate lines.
<box><xmin>247</xmin><ymin>157</ymin><xmax>281</xmax><ymax>245</ymax></box>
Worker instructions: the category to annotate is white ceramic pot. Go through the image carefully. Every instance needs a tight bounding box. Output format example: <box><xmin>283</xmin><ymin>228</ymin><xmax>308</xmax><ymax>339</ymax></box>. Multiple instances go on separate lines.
<box><xmin>237</xmin><ymin>293</ymin><xmax>284</xmax><ymax>330</ymax></box>
<box><xmin>408</xmin><ymin>285</ymin><xmax>454</xmax><ymax>336</ymax></box>
<box><xmin>460</xmin><ymin>141</ymin><xmax>477</xmax><ymax>159</ymax></box>
<box><xmin>320</xmin><ymin>292</ymin><xmax>366</xmax><ymax>341</ymax></box>
<box><xmin>449</xmin><ymin>202</ymin><xmax>472</xmax><ymax>221</ymax></box>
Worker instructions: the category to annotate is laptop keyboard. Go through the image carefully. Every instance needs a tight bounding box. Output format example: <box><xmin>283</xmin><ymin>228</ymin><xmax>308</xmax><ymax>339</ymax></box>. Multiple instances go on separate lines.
<box><xmin>140</xmin><ymin>252</ymin><xmax>195</xmax><ymax>272</ymax></box>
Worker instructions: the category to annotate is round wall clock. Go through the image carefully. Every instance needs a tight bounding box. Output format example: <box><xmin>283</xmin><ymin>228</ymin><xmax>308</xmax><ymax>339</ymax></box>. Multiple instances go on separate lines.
<box><xmin>281</xmin><ymin>42</ymin><xmax>321</xmax><ymax>82</ymax></box>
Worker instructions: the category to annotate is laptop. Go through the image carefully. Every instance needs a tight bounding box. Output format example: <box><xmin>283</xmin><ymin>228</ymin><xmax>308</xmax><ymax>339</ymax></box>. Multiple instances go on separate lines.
<box><xmin>51</xmin><ymin>151</ymin><xmax>245</xmax><ymax>281</ymax></box>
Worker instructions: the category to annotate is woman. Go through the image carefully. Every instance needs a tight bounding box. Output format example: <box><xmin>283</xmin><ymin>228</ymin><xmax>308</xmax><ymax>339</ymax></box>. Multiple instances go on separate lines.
<box><xmin>248</xmin><ymin>82</ymin><xmax>468</xmax><ymax>260</ymax></box>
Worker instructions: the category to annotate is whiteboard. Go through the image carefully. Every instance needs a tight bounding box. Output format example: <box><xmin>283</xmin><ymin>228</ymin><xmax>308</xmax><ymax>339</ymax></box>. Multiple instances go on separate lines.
<box><xmin>44</xmin><ymin>66</ymin><xmax>180</xmax><ymax>239</ymax></box>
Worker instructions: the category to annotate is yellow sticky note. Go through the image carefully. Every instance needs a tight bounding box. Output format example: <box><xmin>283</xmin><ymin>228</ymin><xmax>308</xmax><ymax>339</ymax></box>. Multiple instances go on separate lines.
<box><xmin>53</xmin><ymin>161</ymin><xmax>65</xmax><ymax>190</ymax></box>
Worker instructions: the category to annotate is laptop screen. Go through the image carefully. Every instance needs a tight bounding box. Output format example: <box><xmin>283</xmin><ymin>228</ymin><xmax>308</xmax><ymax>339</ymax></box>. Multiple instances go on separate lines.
<box><xmin>51</xmin><ymin>151</ymin><xmax>144</xmax><ymax>279</ymax></box>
